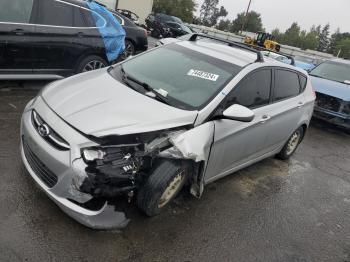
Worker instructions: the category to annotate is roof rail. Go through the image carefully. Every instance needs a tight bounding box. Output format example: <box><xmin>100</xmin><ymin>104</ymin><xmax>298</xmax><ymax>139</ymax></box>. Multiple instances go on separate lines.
<box><xmin>246</xmin><ymin>45</ymin><xmax>296</xmax><ymax>66</ymax></box>
<box><xmin>188</xmin><ymin>33</ymin><xmax>264</xmax><ymax>63</ymax></box>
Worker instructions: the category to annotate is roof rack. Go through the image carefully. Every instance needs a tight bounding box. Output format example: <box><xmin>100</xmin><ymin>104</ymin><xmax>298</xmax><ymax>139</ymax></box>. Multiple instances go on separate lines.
<box><xmin>246</xmin><ymin>45</ymin><xmax>296</xmax><ymax>66</ymax></box>
<box><xmin>189</xmin><ymin>33</ymin><xmax>265</xmax><ymax>63</ymax></box>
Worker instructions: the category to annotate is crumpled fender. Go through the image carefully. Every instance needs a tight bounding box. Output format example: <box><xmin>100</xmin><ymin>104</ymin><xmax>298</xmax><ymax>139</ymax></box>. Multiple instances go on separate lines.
<box><xmin>86</xmin><ymin>2</ymin><xmax>126</xmax><ymax>62</ymax></box>
<box><xmin>166</xmin><ymin>122</ymin><xmax>215</xmax><ymax>162</ymax></box>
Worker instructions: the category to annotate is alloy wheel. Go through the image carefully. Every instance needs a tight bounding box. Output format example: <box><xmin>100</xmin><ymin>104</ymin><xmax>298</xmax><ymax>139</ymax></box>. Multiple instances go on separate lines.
<box><xmin>82</xmin><ymin>60</ymin><xmax>106</xmax><ymax>72</ymax></box>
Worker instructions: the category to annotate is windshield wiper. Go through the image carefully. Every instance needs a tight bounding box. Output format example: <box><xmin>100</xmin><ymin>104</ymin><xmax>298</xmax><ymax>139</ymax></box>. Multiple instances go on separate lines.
<box><xmin>120</xmin><ymin>65</ymin><xmax>171</xmax><ymax>105</ymax></box>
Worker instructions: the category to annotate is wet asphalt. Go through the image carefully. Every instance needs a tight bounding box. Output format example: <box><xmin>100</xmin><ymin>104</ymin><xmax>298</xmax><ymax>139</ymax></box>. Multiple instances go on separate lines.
<box><xmin>0</xmin><ymin>80</ymin><xmax>350</xmax><ymax>262</ymax></box>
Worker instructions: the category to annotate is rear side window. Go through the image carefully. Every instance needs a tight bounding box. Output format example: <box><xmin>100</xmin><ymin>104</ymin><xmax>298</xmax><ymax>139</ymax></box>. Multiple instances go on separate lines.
<box><xmin>0</xmin><ymin>0</ymin><xmax>34</xmax><ymax>23</ymax></box>
<box><xmin>37</xmin><ymin>0</ymin><xmax>74</xmax><ymax>27</ymax></box>
<box><xmin>74</xmin><ymin>7</ymin><xmax>96</xmax><ymax>27</ymax></box>
<box><xmin>227</xmin><ymin>69</ymin><xmax>272</xmax><ymax>109</ymax></box>
<box><xmin>299</xmin><ymin>74</ymin><xmax>307</xmax><ymax>92</ymax></box>
<box><xmin>274</xmin><ymin>70</ymin><xmax>301</xmax><ymax>102</ymax></box>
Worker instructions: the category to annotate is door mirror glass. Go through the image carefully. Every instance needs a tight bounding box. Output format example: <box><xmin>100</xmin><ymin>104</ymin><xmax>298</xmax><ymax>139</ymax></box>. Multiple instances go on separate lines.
<box><xmin>222</xmin><ymin>104</ymin><xmax>255</xmax><ymax>122</ymax></box>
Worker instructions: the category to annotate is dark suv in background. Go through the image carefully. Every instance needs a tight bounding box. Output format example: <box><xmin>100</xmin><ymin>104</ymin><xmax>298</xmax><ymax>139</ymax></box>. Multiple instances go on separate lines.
<box><xmin>0</xmin><ymin>0</ymin><xmax>148</xmax><ymax>80</ymax></box>
<box><xmin>145</xmin><ymin>13</ymin><xmax>191</xmax><ymax>38</ymax></box>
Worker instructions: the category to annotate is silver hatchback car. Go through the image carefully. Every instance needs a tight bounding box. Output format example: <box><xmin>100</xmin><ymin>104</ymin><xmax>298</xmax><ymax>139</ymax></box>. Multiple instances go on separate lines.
<box><xmin>21</xmin><ymin>34</ymin><xmax>315</xmax><ymax>229</ymax></box>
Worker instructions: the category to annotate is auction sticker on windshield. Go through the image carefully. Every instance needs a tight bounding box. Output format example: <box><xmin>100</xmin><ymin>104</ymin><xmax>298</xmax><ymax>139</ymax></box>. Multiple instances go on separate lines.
<box><xmin>187</xmin><ymin>69</ymin><xmax>219</xmax><ymax>81</ymax></box>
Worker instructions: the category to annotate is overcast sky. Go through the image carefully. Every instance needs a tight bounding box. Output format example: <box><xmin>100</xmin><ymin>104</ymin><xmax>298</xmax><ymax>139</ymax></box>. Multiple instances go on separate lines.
<box><xmin>196</xmin><ymin>0</ymin><xmax>350</xmax><ymax>33</ymax></box>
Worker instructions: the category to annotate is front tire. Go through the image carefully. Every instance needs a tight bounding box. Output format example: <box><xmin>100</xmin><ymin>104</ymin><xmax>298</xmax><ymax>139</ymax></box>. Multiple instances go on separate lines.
<box><xmin>76</xmin><ymin>55</ymin><xmax>107</xmax><ymax>73</ymax></box>
<box><xmin>277</xmin><ymin>126</ymin><xmax>304</xmax><ymax>160</ymax></box>
<box><xmin>137</xmin><ymin>160</ymin><xmax>188</xmax><ymax>216</ymax></box>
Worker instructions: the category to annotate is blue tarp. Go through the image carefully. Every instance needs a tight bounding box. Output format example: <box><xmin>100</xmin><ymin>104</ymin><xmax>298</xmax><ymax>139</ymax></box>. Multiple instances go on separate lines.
<box><xmin>86</xmin><ymin>1</ymin><xmax>126</xmax><ymax>62</ymax></box>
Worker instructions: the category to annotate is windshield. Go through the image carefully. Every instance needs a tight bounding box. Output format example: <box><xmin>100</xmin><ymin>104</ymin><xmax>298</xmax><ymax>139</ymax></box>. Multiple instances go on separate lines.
<box><xmin>113</xmin><ymin>44</ymin><xmax>241</xmax><ymax>110</ymax></box>
<box><xmin>310</xmin><ymin>61</ymin><xmax>350</xmax><ymax>83</ymax></box>
<box><xmin>294</xmin><ymin>56</ymin><xmax>314</xmax><ymax>64</ymax></box>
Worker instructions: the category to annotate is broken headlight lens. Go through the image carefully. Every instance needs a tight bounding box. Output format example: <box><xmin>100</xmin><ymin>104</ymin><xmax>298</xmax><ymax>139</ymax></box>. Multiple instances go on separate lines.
<box><xmin>82</xmin><ymin>148</ymin><xmax>105</xmax><ymax>163</ymax></box>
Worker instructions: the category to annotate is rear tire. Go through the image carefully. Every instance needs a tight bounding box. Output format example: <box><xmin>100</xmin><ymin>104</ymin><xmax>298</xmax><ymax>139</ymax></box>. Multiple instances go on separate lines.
<box><xmin>121</xmin><ymin>40</ymin><xmax>135</xmax><ymax>60</ymax></box>
<box><xmin>277</xmin><ymin>126</ymin><xmax>304</xmax><ymax>160</ymax></box>
<box><xmin>76</xmin><ymin>55</ymin><xmax>107</xmax><ymax>74</ymax></box>
<box><xmin>137</xmin><ymin>160</ymin><xmax>188</xmax><ymax>217</ymax></box>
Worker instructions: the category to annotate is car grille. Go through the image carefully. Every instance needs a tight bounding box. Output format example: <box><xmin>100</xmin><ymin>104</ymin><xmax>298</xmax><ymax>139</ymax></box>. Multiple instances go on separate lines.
<box><xmin>22</xmin><ymin>137</ymin><xmax>58</xmax><ymax>188</ymax></box>
<box><xmin>31</xmin><ymin>110</ymin><xmax>70</xmax><ymax>151</ymax></box>
<box><xmin>315</xmin><ymin>92</ymin><xmax>341</xmax><ymax>112</ymax></box>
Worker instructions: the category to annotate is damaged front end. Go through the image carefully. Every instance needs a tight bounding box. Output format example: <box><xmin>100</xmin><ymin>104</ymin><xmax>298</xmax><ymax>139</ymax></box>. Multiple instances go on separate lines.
<box><xmin>72</xmin><ymin>122</ymin><xmax>215</xmax><ymax>221</ymax></box>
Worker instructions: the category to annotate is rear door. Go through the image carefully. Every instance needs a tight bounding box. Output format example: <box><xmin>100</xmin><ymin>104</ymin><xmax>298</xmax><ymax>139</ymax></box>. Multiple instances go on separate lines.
<box><xmin>205</xmin><ymin>69</ymin><xmax>274</xmax><ymax>182</ymax></box>
<box><xmin>30</xmin><ymin>0</ymin><xmax>102</xmax><ymax>76</ymax></box>
<box><xmin>0</xmin><ymin>0</ymin><xmax>36</xmax><ymax>75</ymax></box>
<box><xmin>263</xmin><ymin>68</ymin><xmax>305</xmax><ymax>150</ymax></box>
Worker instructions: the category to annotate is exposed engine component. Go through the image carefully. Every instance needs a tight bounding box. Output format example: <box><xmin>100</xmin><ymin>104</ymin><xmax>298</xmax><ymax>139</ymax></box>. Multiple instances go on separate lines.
<box><xmin>80</xmin><ymin>145</ymin><xmax>147</xmax><ymax>198</ymax></box>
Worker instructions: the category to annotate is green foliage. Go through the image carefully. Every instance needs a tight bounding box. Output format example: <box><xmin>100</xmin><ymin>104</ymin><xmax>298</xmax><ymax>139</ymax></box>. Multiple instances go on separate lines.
<box><xmin>200</xmin><ymin>0</ymin><xmax>228</xmax><ymax>27</ymax></box>
<box><xmin>153</xmin><ymin>0</ymin><xmax>196</xmax><ymax>23</ymax></box>
<box><xmin>230</xmin><ymin>11</ymin><xmax>264</xmax><ymax>33</ymax></box>
<box><xmin>216</xmin><ymin>19</ymin><xmax>231</xmax><ymax>31</ymax></box>
<box><xmin>317</xmin><ymin>23</ymin><xmax>330</xmax><ymax>52</ymax></box>
<box><xmin>335</xmin><ymin>38</ymin><xmax>350</xmax><ymax>59</ymax></box>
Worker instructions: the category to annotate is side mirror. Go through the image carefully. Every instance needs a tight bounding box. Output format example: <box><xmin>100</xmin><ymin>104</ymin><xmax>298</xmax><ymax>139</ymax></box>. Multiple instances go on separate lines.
<box><xmin>222</xmin><ymin>104</ymin><xmax>255</xmax><ymax>122</ymax></box>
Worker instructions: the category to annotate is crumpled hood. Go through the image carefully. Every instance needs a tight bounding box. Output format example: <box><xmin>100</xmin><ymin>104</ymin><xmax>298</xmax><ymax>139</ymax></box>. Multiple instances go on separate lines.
<box><xmin>310</xmin><ymin>76</ymin><xmax>350</xmax><ymax>101</ymax></box>
<box><xmin>41</xmin><ymin>69</ymin><xmax>198</xmax><ymax>137</ymax></box>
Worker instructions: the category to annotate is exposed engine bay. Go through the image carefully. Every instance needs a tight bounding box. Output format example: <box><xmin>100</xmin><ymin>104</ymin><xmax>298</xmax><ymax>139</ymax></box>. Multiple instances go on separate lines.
<box><xmin>73</xmin><ymin>122</ymin><xmax>215</xmax><ymax>204</ymax></box>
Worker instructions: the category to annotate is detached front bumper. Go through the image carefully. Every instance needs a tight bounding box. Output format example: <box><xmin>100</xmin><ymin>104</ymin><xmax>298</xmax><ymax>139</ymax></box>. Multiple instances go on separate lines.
<box><xmin>20</xmin><ymin>98</ymin><xmax>129</xmax><ymax>229</ymax></box>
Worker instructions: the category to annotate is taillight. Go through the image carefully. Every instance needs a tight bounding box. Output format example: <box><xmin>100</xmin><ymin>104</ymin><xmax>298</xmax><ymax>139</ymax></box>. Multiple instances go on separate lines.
<box><xmin>143</xmin><ymin>29</ymin><xmax>148</xmax><ymax>37</ymax></box>
<box><xmin>310</xmin><ymin>81</ymin><xmax>316</xmax><ymax>99</ymax></box>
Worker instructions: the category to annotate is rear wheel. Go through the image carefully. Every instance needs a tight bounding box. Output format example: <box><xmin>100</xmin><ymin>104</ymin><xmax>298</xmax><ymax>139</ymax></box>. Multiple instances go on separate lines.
<box><xmin>76</xmin><ymin>55</ymin><xmax>107</xmax><ymax>73</ymax></box>
<box><xmin>277</xmin><ymin>126</ymin><xmax>304</xmax><ymax>160</ymax></box>
<box><xmin>137</xmin><ymin>160</ymin><xmax>188</xmax><ymax>216</ymax></box>
<box><xmin>121</xmin><ymin>40</ymin><xmax>135</xmax><ymax>60</ymax></box>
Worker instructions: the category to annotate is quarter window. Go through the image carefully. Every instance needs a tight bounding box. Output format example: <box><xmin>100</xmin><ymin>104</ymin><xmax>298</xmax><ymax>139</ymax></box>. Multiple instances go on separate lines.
<box><xmin>74</xmin><ymin>7</ymin><xmax>96</xmax><ymax>27</ymax></box>
<box><xmin>37</xmin><ymin>0</ymin><xmax>74</xmax><ymax>27</ymax></box>
<box><xmin>226</xmin><ymin>69</ymin><xmax>272</xmax><ymax>109</ymax></box>
<box><xmin>0</xmin><ymin>0</ymin><xmax>34</xmax><ymax>23</ymax></box>
<box><xmin>274</xmin><ymin>70</ymin><xmax>301</xmax><ymax>101</ymax></box>
<box><xmin>299</xmin><ymin>74</ymin><xmax>307</xmax><ymax>92</ymax></box>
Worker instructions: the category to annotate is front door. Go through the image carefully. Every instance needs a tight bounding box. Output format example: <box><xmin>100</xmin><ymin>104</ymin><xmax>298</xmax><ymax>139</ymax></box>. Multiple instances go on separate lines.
<box><xmin>204</xmin><ymin>69</ymin><xmax>274</xmax><ymax>183</ymax></box>
<box><xmin>0</xmin><ymin>0</ymin><xmax>36</xmax><ymax>75</ymax></box>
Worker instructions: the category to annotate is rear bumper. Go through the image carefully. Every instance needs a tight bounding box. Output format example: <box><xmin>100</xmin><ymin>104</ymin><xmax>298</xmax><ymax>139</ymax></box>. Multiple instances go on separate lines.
<box><xmin>20</xmin><ymin>97</ymin><xmax>129</xmax><ymax>229</ymax></box>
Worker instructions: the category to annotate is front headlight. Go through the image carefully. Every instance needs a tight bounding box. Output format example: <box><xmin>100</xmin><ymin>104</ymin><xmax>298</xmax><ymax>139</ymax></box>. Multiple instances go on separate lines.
<box><xmin>82</xmin><ymin>148</ymin><xmax>105</xmax><ymax>163</ymax></box>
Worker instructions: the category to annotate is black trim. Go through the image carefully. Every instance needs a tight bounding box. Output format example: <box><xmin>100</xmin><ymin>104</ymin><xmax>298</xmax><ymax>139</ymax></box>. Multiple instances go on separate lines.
<box><xmin>189</xmin><ymin>33</ymin><xmax>265</xmax><ymax>63</ymax></box>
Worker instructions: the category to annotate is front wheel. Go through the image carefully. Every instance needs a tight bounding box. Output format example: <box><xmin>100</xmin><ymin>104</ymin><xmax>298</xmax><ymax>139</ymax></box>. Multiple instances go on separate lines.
<box><xmin>137</xmin><ymin>160</ymin><xmax>188</xmax><ymax>216</ymax></box>
<box><xmin>76</xmin><ymin>55</ymin><xmax>107</xmax><ymax>73</ymax></box>
<box><xmin>276</xmin><ymin>126</ymin><xmax>304</xmax><ymax>160</ymax></box>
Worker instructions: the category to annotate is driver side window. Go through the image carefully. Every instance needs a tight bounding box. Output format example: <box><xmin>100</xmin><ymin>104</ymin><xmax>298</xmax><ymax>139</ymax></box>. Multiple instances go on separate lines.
<box><xmin>225</xmin><ymin>69</ymin><xmax>272</xmax><ymax>109</ymax></box>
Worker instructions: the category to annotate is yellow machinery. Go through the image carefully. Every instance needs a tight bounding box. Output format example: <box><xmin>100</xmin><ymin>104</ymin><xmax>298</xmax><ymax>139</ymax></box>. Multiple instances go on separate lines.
<box><xmin>244</xmin><ymin>32</ymin><xmax>281</xmax><ymax>52</ymax></box>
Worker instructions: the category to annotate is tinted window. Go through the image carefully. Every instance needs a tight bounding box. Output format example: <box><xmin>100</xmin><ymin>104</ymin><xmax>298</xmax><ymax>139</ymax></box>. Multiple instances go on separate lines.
<box><xmin>37</xmin><ymin>0</ymin><xmax>74</xmax><ymax>27</ymax></box>
<box><xmin>113</xmin><ymin>14</ymin><xmax>123</xmax><ymax>25</ymax></box>
<box><xmin>274</xmin><ymin>70</ymin><xmax>300</xmax><ymax>101</ymax></box>
<box><xmin>299</xmin><ymin>74</ymin><xmax>307</xmax><ymax>92</ymax></box>
<box><xmin>81</xmin><ymin>8</ymin><xmax>96</xmax><ymax>27</ymax></box>
<box><xmin>227</xmin><ymin>69</ymin><xmax>272</xmax><ymax>109</ymax></box>
<box><xmin>0</xmin><ymin>0</ymin><xmax>33</xmax><ymax>23</ymax></box>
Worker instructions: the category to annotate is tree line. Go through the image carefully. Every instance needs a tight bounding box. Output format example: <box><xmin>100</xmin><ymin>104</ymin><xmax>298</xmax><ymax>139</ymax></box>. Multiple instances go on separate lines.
<box><xmin>152</xmin><ymin>0</ymin><xmax>350</xmax><ymax>59</ymax></box>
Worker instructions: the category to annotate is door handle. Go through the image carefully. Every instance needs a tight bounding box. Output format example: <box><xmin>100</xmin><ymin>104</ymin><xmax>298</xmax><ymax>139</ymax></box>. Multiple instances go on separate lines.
<box><xmin>12</xmin><ymin>29</ymin><xmax>25</xmax><ymax>35</ymax></box>
<box><xmin>260</xmin><ymin>115</ymin><xmax>271</xmax><ymax>124</ymax></box>
<box><xmin>297</xmin><ymin>102</ymin><xmax>304</xmax><ymax>108</ymax></box>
